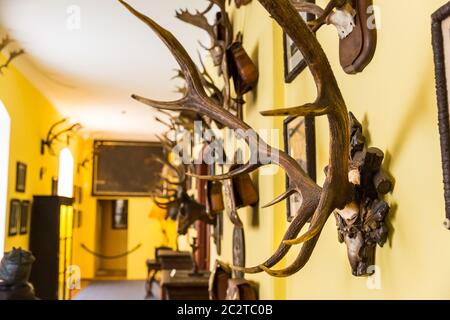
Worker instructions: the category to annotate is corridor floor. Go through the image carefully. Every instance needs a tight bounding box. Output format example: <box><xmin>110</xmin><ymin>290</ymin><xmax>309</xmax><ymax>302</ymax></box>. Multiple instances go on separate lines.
<box><xmin>72</xmin><ymin>280</ymin><xmax>159</xmax><ymax>300</ymax></box>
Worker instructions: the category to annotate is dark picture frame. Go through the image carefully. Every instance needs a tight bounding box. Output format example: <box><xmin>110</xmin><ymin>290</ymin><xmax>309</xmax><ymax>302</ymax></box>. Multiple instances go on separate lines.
<box><xmin>78</xmin><ymin>210</ymin><xmax>82</xmax><ymax>228</ymax></box>
<box><xmin>20</xmin><ymin>200</ymin><xmax>31</xmax><ymax>235</ymax></box>
<box><xmin>283</xmin><ymin>116</ymin><xmax>316</xmax><ymax>221</ymax></box>
<box><xmin>432</xmin><ymin>2</ymin><xmax>450</xmax><ymax>228</ymax></box>
<box><xmin>15</xmin><ymin>162</ymin><xmax>27</xmax><ymax>193</ymax></box>
<box><xmin>78</xmin><ymin>187</ymin><xmax>83</xmax><ymax>204</ymax></box>
<box><xmin>92</xmin><ymin>140</ymin><xmax>163</xmax><ymax>197</ymax></box>
<box><xmin>283</xmin><ymin>0</ymin><xmax>315</xmax><ymax>83</ymax></box>
<box><xmin>73</xmin><ymin>185</ymin><xmax>78</xmax><ymax>203</ymax></box>
<box><xmin>73</xmin><ymin>185</ymin><xmax>83</xmax><ymax>204</ymax></box>
<box><xmin>8</xmin><ymin>199</ymin><xmax>21</xmax><ymax>236</ymax></box>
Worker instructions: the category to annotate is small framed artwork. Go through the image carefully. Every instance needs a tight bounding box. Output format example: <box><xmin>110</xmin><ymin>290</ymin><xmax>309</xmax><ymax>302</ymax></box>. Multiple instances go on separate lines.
<box><xmin>432</xmin><ymin>2</ymin><xmax>450</xmax><ymax>229</ymax></box>
<box><xmin>283</xmin><ymin>0</ymin><xmax>316</xmax><ymax>83</ymax></box>
<box><xmin>20</xmin><ymin>200</ymin><xmax>31</xmax><ymax>235</ymax></box>
<box><xmin>73</xmin><ymin>185</ymin><xmax>78</xmax><ymax>202</ymax></box>
<box><xmin>78</xmin><ymin>210</ymin><xmax>82</xmax><ymax>228</ymax></box>
<box><xmin>8</xmin><ymin>199</ymin><xmax>21</xmax><ymax>236</ymax></box>
<box><xmin>78</xmin><ymin>187</ymin><xmax>83</xmax><ymax>204</ymax></box>
<box><xmin>73</xmin><ymin>185</ymin><xmax>82</xmax><ymax>203</ymax></box>
<box><xmin>15</xmin><ymin>162</ymin><xmax>27</xmax><ymax>193</ymax></box>
<box><xmin>283</xmin><ymin>116</ymin><xmax>316</xmax><ymax>221</ymax></box>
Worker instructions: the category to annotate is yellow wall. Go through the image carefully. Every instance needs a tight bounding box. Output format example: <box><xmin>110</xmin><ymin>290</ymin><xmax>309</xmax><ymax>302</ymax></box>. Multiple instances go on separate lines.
<box><xmin>0</xmin><ymin>54</ymin><xmax>83</xmax><ymax>252</ymax></box>
<box><xmin>0</xmin><ymin>57</ymin><xmax>177</xmax><ymax>282</ymax></box>
<box><xmin>215</xmin><ymin>0</ymin><xmax>450</xmax><ymax>299</ymax></box>
<box><xmin>71</xmin><ymin>139</ymin><xmax>178</xmax><ymax>280</ymax></box>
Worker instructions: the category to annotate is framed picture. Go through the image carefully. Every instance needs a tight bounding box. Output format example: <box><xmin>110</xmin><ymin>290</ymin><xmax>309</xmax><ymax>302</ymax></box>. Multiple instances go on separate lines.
<box><xmin>15</xmin><ymin>162</ymin><xmax>27</xmax><ymax>193</ymax></box>
<box><xmin>432</xmin><ymin>2</ymin><xmax>450</xmax><ymax>228</ymax></box>
<box><xmin>283</xmin><ymin>116</ymin><xmax>316</xmax><ymax>221</ymax></box>
<box><xmin>72</xmin><ymin>185</ymin><xmax>82</xmax><ymax>203</ymax></box>
<box><xmin>8</xmin><ymin>199</ymin><xmax>21</xmax><ymax>236</ymax></box>
<box><xmin>112</xmin><ymin>200</ymin><xmax>128</xmax><ymax>230</ymax></box>
<box><xmin>283</xmin><ymin>0</ymin><xmax>315</xmax><ymax>83</ymax></box>
<box><xmin>78</xmin><ymin>210</ymin><xmax>82</xmax><ymax>228</ymax></box>
<box><xmin>20</xmin><ymin>200</ymin><xmax>31</xmax><ymax>235</ymax></box>
<box><xmin>92</xmin><ymin>140</ymin><xmax>163</xmax><ymax>196</ymax></box>
<box><xmin>78</xmin><ymin>187</ymin><xmax>83</xmax><ymax>204</ymax></box>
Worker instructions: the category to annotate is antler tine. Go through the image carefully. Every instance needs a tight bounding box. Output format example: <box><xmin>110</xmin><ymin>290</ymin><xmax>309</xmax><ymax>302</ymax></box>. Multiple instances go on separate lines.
<box><xmin>197</xmin><ymin>51</ymin><xmax>223</xmax><ymax>98</ymax></box>
<box><xmin>175</xmin><ymin>7</ymin><xmax>216</xmax><ymax>42</ymax></box>
<box><xmin>0</xmin><ymin>35</ymin><xmax>12</xmax><ymax>52</ymax></box>
<box><xmin>46</xmin><ymin>118</ymin><xmax>68</xmax><ymax>141</ymax></box>
<box><xmin>152</xmin><ymin>155</ymin><xmax>178</xmax><ymax>173</ymax></box>
<box><xmin>155</xmin><ymin>116</ymin><xmax>174</xmax><ymax>130</ymax></box>
<box><xmin>53</xmin><ymin>123</ymin><xmax>82</xmax><ymax>138</ymax></box>
<box><xmin>231</xmin><ymin>202</ymin><xmax>316</xmax><ymax>274</ymax></box>
<box><xmin>261</xmin><ymin>188</ymin><xmax>296</xmax><ymax>208</ymax></box>
<box><xmin>156</xmin><ymin>136</ymin><xmax>177</xmax><ymax>154</ymax></box>
<box><xmin>187</xmin><ymin>162</ymin><xmax>261</xmax><ymax>181</ymax></box>
<box><xmin>155</xmin><ymin>184</ymin><xmax>178</xmax><ymax>194</ymax></box>
<box><xmin>261</xmin><ymin>102</ymin><xmax>328</xmax><ymax>117</ymax></box>
<box><xmin>160</xmin><ymin>175</ymin><xmax>184</xmax><ymax>186</ymax></box>
<box><xmin>119</xmin><ymin>0</ymin><xmax>206</xmax><ymax>100</ymax></box>
<box><xmin>258</xmin><ymin>236</ymin><xmax>321</xmax><ymax>277</ymax></box>
<box><xmin>153</xmin><ymin>197</ymin><xmax>178</xmax><ymax>208</ymax></box>
<box><xmin>0</xmin><ymin>49</ymin><xmax>25</xmax><ymax>74</ymax></box>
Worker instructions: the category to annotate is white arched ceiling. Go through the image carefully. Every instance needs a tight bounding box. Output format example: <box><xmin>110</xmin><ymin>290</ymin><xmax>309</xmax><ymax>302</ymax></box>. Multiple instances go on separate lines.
<box><xmin>0</xmin><ymin>100</ymin><xmax>11</xmax><ymax>258</ymax></box>
<box><xmin>0</xmin><ymin>0</ymin><xmax>210</xmax><ymax>140</ymax></box>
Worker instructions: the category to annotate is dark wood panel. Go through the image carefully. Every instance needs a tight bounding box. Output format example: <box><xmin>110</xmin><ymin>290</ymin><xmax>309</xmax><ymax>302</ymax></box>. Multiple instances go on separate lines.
<box><xmin>29</xmin><ymin>196</ymin><xmax>73</xmax><ymax>300</ymax></box>
<box><xmin>92</xmin><ymin>140</ymin><xmax>163</xmax><ymax>196</ymax></box>
<box><xmin>160</xmin><ymin>270</ymin><xmax>210</xmax><ymax>300</ymax></box>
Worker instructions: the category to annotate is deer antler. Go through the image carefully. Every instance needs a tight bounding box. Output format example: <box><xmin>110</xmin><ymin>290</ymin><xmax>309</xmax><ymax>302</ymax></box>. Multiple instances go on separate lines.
<box><xmin>175</xmin><ymin>3</ymin><xmax>216</xmax><ymax>48</ymax></box>
<box><xmin>119</xmin><ymin>0</ymin><xmax>351</xmax><ymax>277</ymax></box>
<box><xmin>0</xmin><ymin>35</ymin><xmax>25</xmax><ymax>74</ymax></box>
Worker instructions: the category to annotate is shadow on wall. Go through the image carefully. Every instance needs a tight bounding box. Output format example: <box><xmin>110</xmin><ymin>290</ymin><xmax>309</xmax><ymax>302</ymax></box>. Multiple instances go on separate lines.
<box><xmin>386</xmin><ymin>64</ymin><xmax>435</xmax><ymax>168</ymax></box>
<box><xmin>359</xmin><ymin>63</ymin><xmax>436</xmax><ymax>249</ymax></box>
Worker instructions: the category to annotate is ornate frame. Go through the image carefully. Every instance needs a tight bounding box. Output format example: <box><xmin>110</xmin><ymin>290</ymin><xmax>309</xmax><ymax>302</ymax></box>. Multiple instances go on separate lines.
<box><xmin>8</xmin><ymin>199</ymin><xmax>20</xmax><ymax>236</ymax></box>
<box><xmin>432</xmin><ymin>2</ymin><xmax>450</xmax><ymax>228</ymax></box>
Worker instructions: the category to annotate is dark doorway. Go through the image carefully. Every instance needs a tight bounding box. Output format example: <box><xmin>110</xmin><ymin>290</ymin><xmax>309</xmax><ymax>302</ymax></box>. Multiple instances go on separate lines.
<box><xmin>95</xmin><ymin>200</ymin><xmax>129</xmax><ymax>278</ymax></box>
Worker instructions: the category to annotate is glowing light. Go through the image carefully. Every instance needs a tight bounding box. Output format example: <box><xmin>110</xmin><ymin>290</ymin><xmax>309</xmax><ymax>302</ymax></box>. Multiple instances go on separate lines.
<box><xmin>0</xmin><ymin>101</ymin><xmax>11</xmax><ymax>258</ymax></box>
<box><xmin>58</xmin><ymin>148</ymin><xmax>74</xmax><ymax>198</ymax></box>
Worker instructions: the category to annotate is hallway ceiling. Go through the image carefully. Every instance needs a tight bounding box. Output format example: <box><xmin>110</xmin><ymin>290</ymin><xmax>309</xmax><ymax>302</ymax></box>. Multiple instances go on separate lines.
<box><xmin>0</xmin><ymin>0</ymin><xmax>210</xmax><ymax>140</ymax></box>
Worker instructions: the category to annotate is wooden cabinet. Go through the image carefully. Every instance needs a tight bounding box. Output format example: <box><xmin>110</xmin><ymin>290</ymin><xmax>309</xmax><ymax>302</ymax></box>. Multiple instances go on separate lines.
<box><xmin>29</xmin><ymin>196</ymin><xmax>74</xmax><ymax>300</ymax></box>
<box><xmin>160</xmin><ymin>270</ymin><xmax>210</xmax><ymax>300</ymax></box>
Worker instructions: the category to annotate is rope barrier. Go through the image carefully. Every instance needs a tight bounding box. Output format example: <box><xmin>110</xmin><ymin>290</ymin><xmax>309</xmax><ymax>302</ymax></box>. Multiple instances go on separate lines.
<box><xmin>80</xmin><ymin>243</ymin><xmax>142</xmax><ymax>259</ymax></box>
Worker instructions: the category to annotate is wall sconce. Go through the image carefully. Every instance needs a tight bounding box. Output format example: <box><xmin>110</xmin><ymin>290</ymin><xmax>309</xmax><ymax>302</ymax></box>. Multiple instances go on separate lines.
<box><xmin>41</xmin><ymin>118</ymin><xmax>82</xmax><ymax>156</ymax></box>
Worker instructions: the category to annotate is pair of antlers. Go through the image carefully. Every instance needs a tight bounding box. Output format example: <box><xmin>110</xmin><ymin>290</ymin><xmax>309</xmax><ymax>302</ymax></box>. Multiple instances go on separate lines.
<box><xmin>119</xmin><ymin>0</ymin><xmax>351</xmax><ymax>277</ymax></box>
<box><xmin>41</xmin><ymin>118</ymin><xmax>82</xmax><ymax>155</ymax></box>
<box><xmin>0</xmin><ymin>36</ymin><xmax>24</xmax><ymax>75</ymax></box>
